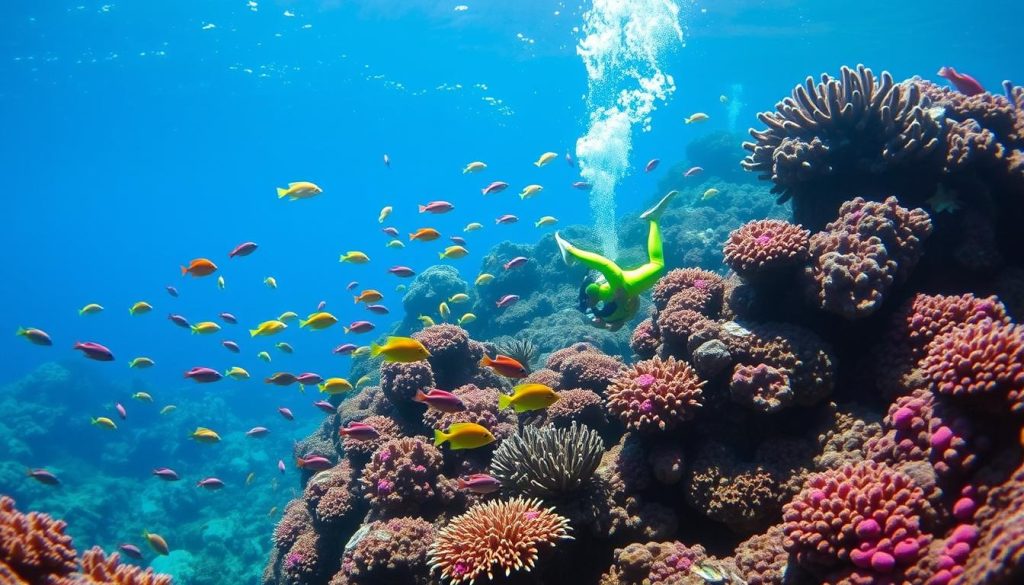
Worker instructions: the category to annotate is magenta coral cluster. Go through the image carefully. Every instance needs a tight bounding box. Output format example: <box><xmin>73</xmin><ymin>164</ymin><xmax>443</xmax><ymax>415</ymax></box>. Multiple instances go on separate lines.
<box><xmin>723</xmin><ymin>218</ymin><xmax>811</xmax><ymax>278</ymax></box>
<box><xmin>606</xmin><ymin>356</ymin><xmax>704</xmax><ymax>432</ymax></box>
<box><xmin>360</xmin><ymin>437</ymin><xmax>443</xmax><ymax>514</ymax></box>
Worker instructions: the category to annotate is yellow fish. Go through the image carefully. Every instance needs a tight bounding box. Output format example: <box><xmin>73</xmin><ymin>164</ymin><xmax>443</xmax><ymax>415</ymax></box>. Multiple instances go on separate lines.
<box><xmin>159</xmin><ymin>405</ymin><xmax>176</xmax><ymax>415</ymax></box>
<box><xmin>463</xmin><ymin>161</ymin><xmax>487</xmax><ymax>174</ymax></box>
<box><xmin>352</xmin><ymin>346</ymin><xmax>371</xmax><ymax>358</ymax></box>
<box><xmin>91</xmin><ymin>416</ymin><xmax>117</xmax><ymax>430</ymax></box>
<box><xmin>276</xmin><ymin>181</ymin><xmax>322</xmax><ymax>200</ymax></box>
<box><xmin>439</xmin><ymin>245</ymin><xmax>469</xmax><ymax>260</ymax></box>
<box><xmin>275</xmin><ymin>342</ymin><xmax>294</xmax><ymax>354</ymax></box>
<box><xmin>217</xmin><ymin>275</ymin><xmax>225</xmax><ymax>290</ymax></box>
<box><xmin>433</xmin><ymin>422</ymin><xmax>495</xmax><ymax>450</ymax></box>
<box><xmin>685</xmin><ymin>112</ymin><xmax>710</xmax><ymax>124</ymax></box>
<box><xmin>246</xmin><ymin>472</ymin><xmax>255</xmax><ymax>486</ymax></box>
<box><xmin>318</xmin><ymin>377</ymin><xmax>354</xmax><ymax>395</ymax></box>
<box><xmin>190</xmin><ymin>427</ymin><xmax>221</xmax><ymax>443</ymax></box>
<box><xmin>418</xmin><ymin>315</ymin><xmax>436</xmax><ymax>327</ymax></box>
<box><xmin>129</xmin><ymin>301</ymin><xmax>152</xmax><ymax>316</ymax></box>
<box><xmin>535</xmin><ymin>216</ymin><xmax>558</xmax><ymax>227</ymax></box>
<box><xmin>386</xmin><ymin>240</ymin><xmax>405</xmax><ymax>249</ymax></box>
<box><xmin>250</xmin><ymin>320</ymin><xmax>287</xmax><ymax>337</ymax></box>
<box><xmin>132</xmin><ymin>392</ymin><xmax>153</xmax><ymax>402</ymax></box>
<box><xmin>128</xmin><ymin>357</ymin><xmax>155</xmax><ymax>369</ymax></box>
<box><xmin>458</xmin><ymin>313</ymin><xmax>476</xmax><ymax>326</ymax></box>
<box><xmin>498</xmin><ymin>383</ymin><xmax>560</xmax><ymax>413</ymax></box>
<box><xmin>448</xmin><ymin>293</ymin><xmax>469</xmax><ymax>304</ymax></box>
<box><xmin>300</xmin><ymin>312</ymin><xmax>338</xmax><ymax>330</ymax></box>
<box><xmin>355</xmin><ymin>375</ymin><xmax>372</xmax><ymax>388</ymax></box>
<box><xmin>79</xmin><ymin>303</ymin><xmax>104</xmax><ymax>316</ymax></box>
<box><xmin>702</xmin><ymin>188</ymin><xmax>720</xmax><ymax>201</ymax></box>
<box><xmin>463</xmin><ymin>222</ymin><xmax>483</xmax><ymax>232</ymax></box>
<box><xmin>257</xmin><ymin>351</ymin><xmax>272</xmax><ymax>363</ymax></box>
<box><xmin>533</xmin><ymin>152</ymin><xmax>557</xmax><ymax>167</ymax></box>
<box><xmin>340</xmin><ymin>251</ymin><xmax>370</xmax><ymax>264</ymax></box>
<box><xmin>225</xmin><ymin>366</ymin><xmax>250</xmax><ymax>380</ymax></box>
<box><xmin>378</xmin><ymin>206</ymin><xmax>393</xmax><ymax>223</ymax></box>
<box><xmin>475</xmin><ymin>273</ymin><xmax>494</xmax><ymax>286</ymax></box>
<box><xmin>264</xmin><ymin>276</ymin><xmax>278</xmax><ymax>289</ymax></box>
<box><xmin>439</xmin><ymin>302</ymin><xmax>451</xmax><ymax>322</ymax></box>
<box><xmin>191</xmin><ymin>321</ymin><xmax>221</xmax><ymax>335</ymax></box>
<box><xmin>370</xmin><ymin>336</ymin><xmax>431</xmax><ymax>363</ymax></box>
<box><xmin>278</xmin><ymin>311</ymin><xmax>299</xmax><ymax>322</ymax></box>
<box><xmin>519</xmin><ymin>184</ymin><xmax>543</xmax><ymax>199</ymax></box>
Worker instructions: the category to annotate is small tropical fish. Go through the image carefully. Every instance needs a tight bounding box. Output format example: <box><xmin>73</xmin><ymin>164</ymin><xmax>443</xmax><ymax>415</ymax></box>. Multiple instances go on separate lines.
<box><xmin>378</xmin><ymin>206</ymin><xmax>393</xmax><ymax>223</ymax></box>
<box><xmin>129</xmin><ymin>301</ymin><xmax>153</xmax><ymax>316</ymax></box>
<box><xmin>481</xmin><ymin>354</ymin><xmax>528</xmax><ymax>378</ymax></box>
<box><xmin>119</xmin><ymin>544</ymin><xmax>143</xmax><ymax>560</ymax></box>
<box><xmin>166</xmin><ymin>285</ymin><xmax>179</xmax><ymax>297</ymax></box>
<box><xmin>354</xmin><ymin>290</ymin><xmax>383</xmax><ymax>304</ymax></box>
<box><xmin>313</xmin><ymin>400</ymin><xmax>335</xmax><ymax>414</ymax></box>
<box><xmin>439</xmin><ymin>245</ymin><xmax>469</xmax><ymax>260</ymax></box>
<box><xmin>333</xmin><ymin>343</ymin><xmax>358</xmax><ymax>355</ymax></box>
<box><xmin>448</xmin><ymin>293</ymin><xmax>470</xmax><ymax>304</ymax></box>
<box><xmin>197</xmin><ymin>477</ymin><xmax>225</xmax><ymax>490</ymax></box>
<box><xmin>475</xmin><ymin>273</ymin><xmax>494</xmax><ymax>286</ymax></box>
<box><xmin>265</xmin><ymin>372</ymin><xmax>299</xmax><ymax>386</ymax></box>
<box><xmin>685</xmin><ymin>112</ymin><xmax>709</xmax><ymax>124</ymax></box>
<box><xmin>317</xmin><ymin>301</ymin><xmax>327</xmax><ymax>311</ymax></box>
<box><xmin>464</xmin><ymin>222</ymin><xmax>483</xmax><ymax>232</ymax></box>
<box><xmin>386</xmin><ymin>239</ymin><xmax>405</xmax><ymax>249</ymax></box>
<box><xmin>503</xmin><ymin>256</ymin><xmax>528</xmax><ymax>270</ymax></box>
<box><xmin>225</xmin><ymin>366</ymin><xmax>250</xmax><ymax>380</ymax></box>
<box><xmin>499</xmin><ymin>383</ymin><xmax>560</xmax><ymax>413</ymax></box>
<box><xmin>366</xmin><ymin>304</ymin><xmax>390</xmax><ymax>315</ymax></box>
<box><xmin>180</xmin><ymin>258</ymin><xmax>217</xmax><ymax>277</ymax></box>
<box><xmin>217</xmin><ymin>275</ymin><xmax>226</xmax><ymax>290</ymax></box>
<box><xmin>684</xmin><ymin>166</ymin><xmax>704</xmax><ymax>177</ymax></box>
<box><xmin>191</xmin><ymin>321</ymin><xmax>221</xmax><ymax>335</ymax></box>
<box><xmin>496</xmin><ymin>294</ymin><xmax>519</xmax><ymax>308</ymax></box>
<box><xmin>344</xmin><ymin>320</ymin><xmax>375</xmax><ymax>334</ymax></box>
<box><xmin>702</xmin><ymin>188</ymin><xmax>720</xmax><ymax>201</ymax></box>
<box><xmin>229</xmin><ymin>241</ymin><xmax>258</xmax><ymax>258</ymax></box>
<box><xmin>246</xmin><ymin>472</ymin><xmax>256</xmax><ymax>486</ymax></box>
<box><xmin>535</xmin><ymin>216</ymin><xmax>558</xmax><ymax>227</ymax></box>
<box><xmin>419</xmin><ymin>201</ymin><xmax>455</xmax><ymax>214</ymax></box>
<box><xmin>276</xmin><ymin>181</ymin><xmax>323</xmax><ymax>200</ymax></box>
<box><xmin>264</xmin><ymin>276</ymin><xmax>278</xmax><ymax>289</ymax></box>
<box><xmin>250</xmin><ymin>320</ymin><xmax>287</xmax><ymax>337</ymax></box>
<box><xmin>413</xmin><ymin>388</ymin><xmax>466</xmax><ymax>413</ymax></box>
<box><xmin>352</xmin><ymin>346</ymin><xmax>371</xmax><ymax>357</ymax></box>
<box><xmin>346</xmin><ymin>281</ymin><xmax>359</xmax><ymax>291</ymax></box>
<box><xmin>645</xmin><ymin>159</ymin><xmax>660</xmax><ymax>173</ymax></box>
<box><xmin>457</xmin><ymin>473</ymin><xmax>501</xmax><ymax>494</ymax></box>
<box><xmin>160</xmin><ymin>405</ymin><xmax>176</xmax><ymax>415</ymax></box>
<box><xmin>410</xmin><ymin>228</ymin><xmax>441</xmax><ymax>242</ymax></box>
<box><xmin>223</xmin><ymin>340</ymin><xmax>240</xmax><ymax>353</ymax></box>
<box><xmin>184</xmin><ymin>367</ymin><xmax>222</xmax><ymax>383</ymax></box>
<box><xmin>132</xmin><ymin>392</ymin><xmax>153</xmax><ymax>402</ymax></box>
<box><xmin>246</xmin><ymin>427</ymin><xmax>269</xmax><ymax>438</ymax></box>
<box><xmin>296</xmin><ymin>373</ymin><xmax>323</xmax><ymax>386</ymax></box>
<box><xmin>300</xmin><ymin>312</ymin><xmax>338</xmax><ymax>330</ymax></box>
<box><xmin>295</xmin><ymin>454</ymin><xmax>333</xmax><ymax>471</ymax></box>
<box><xmin>495</xmin><ymin>214</ymin><xmax>518</xmax><ymax>224</ymax></box>
<box><xmin>74</xmin><ymin>341</ymin><xmax>114</xmax><ymax>361</ymax></box>
<box><xmin>565</xmin><ymin>151</ymin><xmax>574</xmax><ymax>166</ymax></box>
<box><xmin>519</xmin><ymin>184</ymin><xmax>543</xmax><ymax>199</ymax></box>
<box><xmin>458</xmin><ymin>313</ymin><xmax>476</xmax><ymax>326</ymax></box>
<box><xmin>190</xmin><ymin>427</ymin><xmax>221</xmax><ymax>443</ymax></box>
<box><xmin>318</xmin><ymin>378</ymin><xmax>353</xmax><ymax>395</ymax></box>
<box><xmin>275</xmin><ymin>342</ymin><xmax>293</xmax><ymax>354</ymax></box>
<box><xmin>27</xmin><ymin>468</ymin><xmax>60</xmax><ymax>485</ymax></box>
<box><xmin>278</xmin><ymin>311</ymin><xmax>299</xmax><ymax>322</ymax></box>
<box><xmin>463</xmin><ymin>161</ymin><xmax>487</xmax><ymax>174</ymax></box>
<box><xmin>278</xmin><ymin>460</ymin><xmax>286</xmax><ymax>473</ymax></box>
<box><xmin>340</xmin><ymin>251</ymin><xmax>371</xmax><ymax>264</ymax></box>
<box><xmin>355</xmin><ymin>375</ymin><xmax>372</xmax><ymax>388</ymax></box>
<box><xmin>152</xmin><ymin>468</ymin><xmax>180</xmax><ymax>481</ymax></box>
<box><xmin>91</xmin><ymin>416</ymin><xmax>117</xmax><ymax>430</ymax></box>
<box><xmin>168</xmin><ymin>314</ymin><xmax>190</xmax><ymax>328</ymax></box>
<box><xmin>481</xmin><ymin>181</ymin><xmax>509</xmax><ymax>196</ymax></box>
<box><xmin>128</xmin><ymin>357</ymin><xmax>155</xmax><ymax>369</ymax></box>
<box><xmin>16</xmin><ymin>327</ymin><xmax>52</xmax><ymax>346</ymax></box>
<box><xmin>79</xmin><ymin>303</ymin><xmax>104</xmax><ymax>316</ymax></box>
<box><xmin>115</xmin><ymin>403</ymin><xmax>127</xmax><ymax>419</ymax></box>
<box><xmin>143</xmin><ymin>532</ymin><xmax>169</xmax><ymax>556</ymax></box>
<box><xmin>388</xmin><ymin>266</ymin><xmax>415</xmax><ymax>277</ymax></box>
<box><xmin>278</xmin><ymin>407</ymin><xmax>294</xmax><ymax>421</ymax></box>
<box><xmin>396</xmin><ymin>284</ymin><xmax>407</xmax><ymax>292</ymax></box>
<box><xmin>434</xmin><ymin>422</ymin><xmax>495</xmax><ymax>450</ymax></box>
<box><xmin>258</xmin><ymin>351</ymin><xmax>272</xmax><ymax>363</ymax></box>
<box><xmin>370</xmin><ymin>336</ymin><xmax>431</xmax><ymax>362</ymax></box>
<box><xmin>571</xmin><ymin>181</ymin><xmax>592</xmax><ymax>190</ymax></box>
<box><xmin>418</xmin><ymin>315</ymin><xmax>436</xmax><ymax>327</ymax></box>
<box><xmin>533</xmin><ymin>152</ymin><xmax>557</xmax><ymax>167</ymax></box>
<box><xmin>338</xmin><ymin>422</ymin><xmax>379</xmax><ymax>441</ymax></box>
<box><xmin>382</xmin><ymin>226</ymin><xmax>399</xmax><ymax>237</ymax></box>
<box><xmin>383</xmin><ymin>153</ymin><xmax>390</xmax><ymax>167</ymax></box>
<box><xmin>450</xmin><ymin>236</ymin><xmax>467</xmax><ymax>246</ymax></box>
<box><xmin>439</xmin><ymin>302</ymin><xmax>451</xmax><ymax>322</ymax></box>
<box><xmin>937</xmin><ymin>66</ymin><xmax>985</xmax><ymax>96</ymax></box>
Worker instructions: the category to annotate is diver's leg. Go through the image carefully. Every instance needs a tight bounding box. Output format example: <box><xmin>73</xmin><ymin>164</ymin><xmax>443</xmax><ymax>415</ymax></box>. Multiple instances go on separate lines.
<box><xmin>555</xmin><ymin>232</ymin><xmax>625</xmax><ymax>287</ymax></box>
<box><xmin>639</xmin><ymin>189</ymin><xmax>678</xmax><ymax>221</ymax></box>
<box><xmin>622</xmin><ymin>215</ymin><xmax>668</xmax><ymax>295</ymax></box>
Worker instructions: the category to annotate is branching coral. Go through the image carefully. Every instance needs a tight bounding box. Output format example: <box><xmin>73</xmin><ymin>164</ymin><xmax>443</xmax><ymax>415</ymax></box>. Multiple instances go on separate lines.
<box><xmin>57</xmin><ymin>548</ymin><xmax>172</xmax><ymax>585</ymax></box>
<box><xmin>360</xmin><ymin>437</ymin><xmax>443</xmax><ymax>514</ymax></box>
<box><xmin>0</xmin><ymin>495</ymin><xmax>77</xmax><ymax>582</ymax></box>
<box><xmin>606</xmin><ymin>356</ymin><xmax>704</xmax><ymax>432</ymax></box>
<box><xmin>426</xmin><ymin>497</ymin><xmax>572</xmax><ymax>584</ymax></box>
<box><xmin>489</xmin><ymin>422</ymin><xmax>604</xmax><ymax>498</ymax></box>
<box><xmin>723</xmin><ymin>219</ymin><xmax>811</xmax><ymax>278</ymax></box>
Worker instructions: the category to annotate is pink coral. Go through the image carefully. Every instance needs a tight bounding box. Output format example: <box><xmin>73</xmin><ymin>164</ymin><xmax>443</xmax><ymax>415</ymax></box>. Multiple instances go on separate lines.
<box><xmin>303</xmin><ymin>461</ymin><xmax>357</xmax><ymax>529</ymax></box>
<box><xmin>629</xmin><ymin>318</ymin><xmax>659</xmax><ymax>359</ymax></box>
<box><xmin>380</xmin><ymin>361</ymin><xmax>435</xmax><ymax>407</ymax></box>
<box><xmin>606</xmin><ymin>356</ymin><xmax>704</xmax><ymax>432</ymax></box>
<box><xmin>360</xmin><ymin>437</ymin><xmax>443</xmax><ymax>513</ymax></box>
<box><xmin>339</xmin><ymin>415</ymin><xmax>401</xmax><ymax>462</ymax></box>
<box><xmin>420</xmin><ymin>383</ymin><xmax>516</xmax><ymax>441</ymax></box>
<box><xmin>542</xmin><ymin>388</ymin><xmax>607</xmax><ymax>430</ymax></box>
<box><xmin>546</xmin><ymin>343</ymin><xmax>624</xmax><ymax>395</ymax></box>
<box><xmin>282</xmin><ymin>531</ymin><xmax>323</xmax><ymax>585</ymax></box>
<box><xmin>273</xmin><ymin>500</ymin><xmax>312</xmax><ymax>552</ymax></box>
<box><xmin>412</xmin><ymin>324</ymin><xmax>480</xmax><ymax>389</ymax></box>
<box><xmin>650</xmin><ymin>268</ymin><xmax>724</xmax><ymax>312</ymax></box>
<box><xmin>57</xmin><ymin>548</ymin><xmax>172</xmax><ymax>585</ymax></box>
<box><xmin>723</xmin><ymin>219</ymin><xmax>811</xmax><ymax>278</ymax></box>
<box><xmin>598</xmin><ymin>541</ymin><xmax>709</xmax><ymax>585</ymax></box>
<box><xmin>957</xmin><ymin>459</ymin><xmax>1024</xmax><ymax>584</ymax></box>
<box><xmin>724</xmin><ymin>322</ymin><xmax>835</xmax><ymax>407</ymax></box>
<box><xmin>729</xmin><ymin>362</ymin><xmax>793</xmax><ymax>413</ymax></box>
<box><xmin>0</xmin><ymin>495</ymin><xmax>77</xmax><ymax>582</ymax></box>
<box><xmin>338</xmin><ymin>516</ymin><xmax>435</xmax><ymax>583</ymax></box>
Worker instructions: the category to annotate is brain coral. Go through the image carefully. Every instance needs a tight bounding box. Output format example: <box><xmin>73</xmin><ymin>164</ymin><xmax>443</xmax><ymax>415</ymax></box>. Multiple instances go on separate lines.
<box><xmin>606</xmin><ymin>356</ymin><xmax>704</xmax><ymax>432</ymax></box>
<box><xmin>723</xmin><ymin>219</ymin><xmax>811</xmax><ymax>278</ymax></box>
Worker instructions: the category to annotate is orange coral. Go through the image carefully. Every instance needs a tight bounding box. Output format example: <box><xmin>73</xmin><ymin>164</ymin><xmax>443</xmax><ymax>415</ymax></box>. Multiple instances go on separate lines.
<box><xmin>0</xmin><ymin>495</ymin><xmax>77</xmax><ymax>582</ymax></box>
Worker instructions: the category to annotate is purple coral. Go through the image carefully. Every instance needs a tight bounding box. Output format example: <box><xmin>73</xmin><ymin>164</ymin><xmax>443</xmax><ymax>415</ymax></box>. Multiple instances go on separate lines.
<box><xmin>337</xmin><ymin>517</ymin><xmax>435</xmax><ymax>583</ymax></box>
<box><xmin>729</xmin><ymin>362</ymin><xmax>793</xmax><ymax>413</ymax></box>
<box><xmin>606</xmin><ymin>356</ymin><xmax>704</xmax><ymax>432</ymax></box>
<box><xmin>360</xmin><ymin>437</ymin><xmax>443</xmax><ymax>513</ymax></box>
<box><xmin>545</xmin><ymin>342</ymin><xmax>624</xmax><ymax>395</ymax></box>
<box><xmin>723</xmin><ymin>219</ymin><xmax>811</xmax><ymax>278</ymax></box>
<box><xmin>339</xmin><ymin>415</ymin><xmax>401</xmax><ymax>463</ymax></box>
<box><xmin>380</xmin><ymin>361</ymin><xmax>434</xmax><ymax>407</ymax></box>
<box><xmin>412</xmin><ymin>324</ymin><xmax>480</xmax><ymax>389</ymax></box>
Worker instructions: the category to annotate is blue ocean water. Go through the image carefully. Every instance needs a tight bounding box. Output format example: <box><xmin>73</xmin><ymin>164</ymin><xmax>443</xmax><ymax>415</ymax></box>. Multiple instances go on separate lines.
<box><xmin>1</xmin><ymin>0</ymin><xmax>1021</xmax><ymax>582</ymax></box>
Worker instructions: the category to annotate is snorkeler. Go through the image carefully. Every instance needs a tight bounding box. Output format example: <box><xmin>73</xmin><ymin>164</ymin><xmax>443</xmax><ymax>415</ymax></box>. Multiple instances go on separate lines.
<box><xmin>555</xmin><ymin>189</ymin><xmax>677</xmax><ymax>331</ymax></box>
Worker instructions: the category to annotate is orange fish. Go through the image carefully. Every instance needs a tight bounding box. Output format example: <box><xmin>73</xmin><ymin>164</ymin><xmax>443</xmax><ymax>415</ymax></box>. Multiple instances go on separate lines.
<box><xmin>180</xmin><ymin>258</ymin><xmax>217</xmax><ymax>277</ymax></box>
<box><xmin>354</xmin><ymin>290</ymin><xmax>383</xmax><ymax>304</ymax></box>
<box><xmin>480</xmin><ymin>354</ymin><xmax>528</xmax><ymax>379</ymax></box>
<box><xmin>409</xmin><ymin>228</ymin><xmax>441</xmax><ymax>242</ymax></box>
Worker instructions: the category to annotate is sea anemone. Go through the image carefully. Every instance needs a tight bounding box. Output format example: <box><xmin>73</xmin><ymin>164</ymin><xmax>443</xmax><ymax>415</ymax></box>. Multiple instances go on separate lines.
<box><xmin>489</xmin><ymin>422</ymin><xmax>604</xmax><ymax>498</ymax></box>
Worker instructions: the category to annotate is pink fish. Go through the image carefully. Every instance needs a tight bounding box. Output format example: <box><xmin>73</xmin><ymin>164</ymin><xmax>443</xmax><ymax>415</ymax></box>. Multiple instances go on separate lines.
<box><xmin>496</xmin><ymin>214</ymin><xmax>518</xmax><ymax>225</ymax></box>
<box><xmin>345</xmin><ymin>321</ymin><xmax>375</xmax><ymax>334</ymax></box>
<box><xmin>388</xmin><ymin>266</ymin><xmax>416</xmax><ymax>277</ymax></box>
<box><xmin>73</xmin><ymin>341</ymin><xmax>114</xmax><ymax>361</ymax></box>
<box><xmin>296</xmin><ymin>455</ymin><xmax>333</xmax><ymax>471</ymax></box>
<box><xmin>278</xmin><ymin>407</ymin><xmax>295</xmax><ymax>421</ymax></box>
<box><xmin>366</xmin><ymin>304</ymin><xmax>389</xmax><ymax>315</ymax></box>
<box><xmin>219</xmin><ymin>312</ymin><xmax>237</xmax><ymax>324</ymax></box>
<box><xmin>165</xmin><ymin>285</ymin><xmax>179</xmax><ymax>297</ymax></box>
<box><xmin>115</xmin><ymin>403</ymin><xmax>127</xmax><ymax>420</ymax></box>
<box><xmin>565</xmin><ymin>151</ymin><xmax>574</xmax><ymax>166</ymax></box>
<box><xmin>246</xmin><ymin>427</ymin><xmax>270</xmax><ymax>438</ymax></box>
<box><xmin>450</xmin><ymin>236</ymin><xmax>467</xmax><ymax>246</ymax></box>
<box><xmin>413</xmin><ymin>388</ymin><xmax>466</xmax><ymax>413</ymax></box>
<box><xmin>457</xmin><ymin>473</ymin><xmax>502</xmax><ymax>494</ymax></box>
<box><xmin>346</xmin><ymin>281</ymin><xmax>359</xmax><ymax>291</ymax></box>
<box><xmin>278</xmin><ymin>460</ymin><xmax>286</xmax><ymax>473</ymax></box>
<box><xmin>313</xmin><ymin>400</ymin><xmax>335</xmax><ymax>413</ymax></box>
<box><xmin>152</xmin><ymin>468</ymin><xmax>180</xmax><ymax>481</ymax></box>
<box><xmin>937</xmin><ymin>66</ymin><xmax>985</xmax><ymax>96</ymax></box>
<box><xmin>496</xmin><ymin>294</ymin><xmax>520</xmax><ymax>308</ymax></box>
<box><xmin>503</xmin><ymin>256</ymin><xmax>528</xmax><ymax>270</ymax></box>
<box><xmin>418</xmin><ymin>201</ymin><xmax>455</xmax><ymax>214</ymax></box>
<box><xmin>382</xmin><ymin>227</ymin><xmax>399</xmax><ymax>237</ymax></box>
<box><xmin>185</xmin><ymin>367</ymin><xmax>222</xmax><ymax>383</ymax></box>
<box><xmin>296</xmin><ymin>373</ymin><xmax>323</xmax><ymax>385</ymax></box>
<box><xmin>317</xmin><ymin>300</ymin><xmax>327</xmax><ymax>311</ymax></box>
<box><xmin>222</xmin><ymin>340</ymin><xmax>240</xmax><ymax>353</ymax></box>
<box><xmin>26</xmin><ymin>468</ymin><xmax>60</xmax><ymax>485</ymax></box>
<box><xmin>684</xmin><ymin>166</ymin><xmax>703</xmax><ymax>177</ymax></box>
<box><xmin>197</xmin><ymin>477</ymin><xmax>225</xmax><ymax>490</ymax></box>
<box><xmin>333</xmin><ymin>343</ymin><xmax>358</xmax><ymax>355</ymax></box>
<box><xmin>481</xmin><ymin>181</ymin><xmax>509</xmax><ymax>195</ymax></box>
<box><xmin>338</xmin><ymin>422</ymin><xmax>380</xmax><ymax>441</ymax></box>
<box><xmin>119</xmin><ymin>544</ymin><xmax>143</xmax><ymax>560</ymax></box>
<box><xmin>168</xmin><ymin>314</ymin><xmax>190</xmax><ymax>328</ymax></box>
<box><xmin>229</xmin><ymin>241</ymin><xmax>258</xmax><ymax>258</ymax></box>
<box><xmin>645</xmin><ymin>159</ymin><xmax>660</xmax><ymax>173</ymax></box>
<box><xmin>571</xmin><ymin>181</ymin><xmax>592</xmax><ymax>190</ymax></box>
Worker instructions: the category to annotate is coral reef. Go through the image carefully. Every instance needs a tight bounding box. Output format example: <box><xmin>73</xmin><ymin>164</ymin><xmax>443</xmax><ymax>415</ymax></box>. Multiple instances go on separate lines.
<box><xmin>606</xmin><ymin>356</ymin><xmax>704</xmax><ymax>432</ymax></box>
<box><xmin>359</xmin><ymin>437</ymin><xmax>443</xmax><ymax>516</ymax></box>
<box><xmin>489</xmin><ymin>422</ymin><xmax>604</xmax><ymax>498</ymax></box>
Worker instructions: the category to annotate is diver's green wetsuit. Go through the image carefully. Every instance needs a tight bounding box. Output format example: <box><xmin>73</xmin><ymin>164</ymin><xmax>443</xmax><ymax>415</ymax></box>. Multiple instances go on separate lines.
<box><xmin>556</xmin><ymin>190</ymin><xmax>677</xmax><ymax>331</ymax></box>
